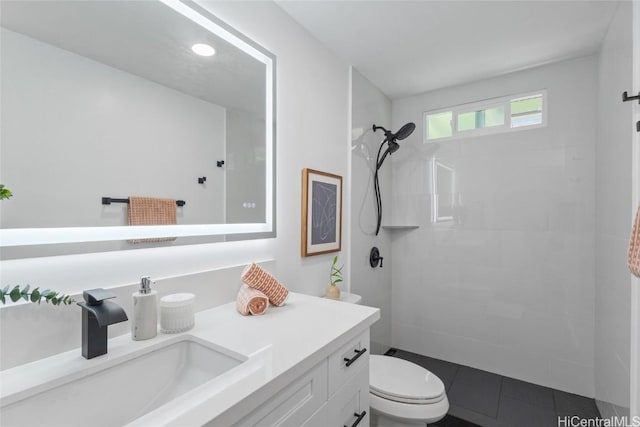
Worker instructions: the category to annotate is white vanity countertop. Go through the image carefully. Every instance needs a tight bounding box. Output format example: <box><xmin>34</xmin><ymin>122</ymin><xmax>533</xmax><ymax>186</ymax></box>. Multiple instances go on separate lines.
<box><xmin>0</xmin><ymin>292</ymin><xmax>379</xmax><ymax>426</ymax></box>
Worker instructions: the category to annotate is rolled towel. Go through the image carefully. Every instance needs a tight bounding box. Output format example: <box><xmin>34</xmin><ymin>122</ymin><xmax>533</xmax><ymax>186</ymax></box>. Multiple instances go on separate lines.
<box><xmin>236</xmin><ymin>284</ymin><xmax>269</xmax><ymax>316</ymax></box>
<box><xmin>629</xmin><ymin>205</ymin><xmax>640</xmax><ymax>277</ymax></box>
<box><xmin>241</xmin><ymin>263</ymin><xmax>289</xmax><ymax>306</ymax></box>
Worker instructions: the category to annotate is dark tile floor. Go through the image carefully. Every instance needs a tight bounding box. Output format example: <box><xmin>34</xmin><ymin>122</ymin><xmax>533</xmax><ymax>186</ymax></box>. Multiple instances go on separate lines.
<box><xmin>386</xmin><ymin>348</ymin><xmax>601</xmax><ymax>427</ymax></box>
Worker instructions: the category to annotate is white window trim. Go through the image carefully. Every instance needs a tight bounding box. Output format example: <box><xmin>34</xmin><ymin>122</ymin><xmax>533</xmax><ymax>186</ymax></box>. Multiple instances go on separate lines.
<box><xmin>423</xmin><ymin>89</ymin><xmax>548</xmax><ymax>143</ymax></box>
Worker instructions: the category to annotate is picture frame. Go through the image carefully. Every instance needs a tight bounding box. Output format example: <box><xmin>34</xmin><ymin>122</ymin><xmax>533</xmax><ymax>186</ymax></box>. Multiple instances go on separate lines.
<box><xmin>301</xmin><ymin>168</ymin><xmax>343</xmax><ymax>257</ymax></box>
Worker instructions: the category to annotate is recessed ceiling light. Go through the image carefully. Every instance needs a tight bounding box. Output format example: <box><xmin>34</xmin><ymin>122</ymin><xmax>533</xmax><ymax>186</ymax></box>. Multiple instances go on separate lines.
<box><xmin>191</xmin><ymin>43</ymin><xmax>215</xmax><ymax>57</ymax></box>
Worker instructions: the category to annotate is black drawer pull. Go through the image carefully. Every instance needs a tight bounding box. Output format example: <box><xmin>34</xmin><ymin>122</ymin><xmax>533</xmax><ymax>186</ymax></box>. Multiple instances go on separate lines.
<box><xmin>343</xmin><ymin>348</ymin><xmax>367</xmax><ymax>367</ymax></box>
<box><xmin>344</xmin><ymin>410</ymin><xmax>367</xmax><ymax>427</ymax></box>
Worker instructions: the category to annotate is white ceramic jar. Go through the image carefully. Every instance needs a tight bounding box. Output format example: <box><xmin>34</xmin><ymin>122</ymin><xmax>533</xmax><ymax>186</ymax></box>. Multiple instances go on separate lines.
<box><xmin>159</xmin><ymin>293</ymin><xmax>195</xmax><ymax>333</ymax></box>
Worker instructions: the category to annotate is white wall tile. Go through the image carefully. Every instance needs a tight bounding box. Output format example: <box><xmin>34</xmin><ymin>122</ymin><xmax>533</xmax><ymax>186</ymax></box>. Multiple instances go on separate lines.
<box><xmin>391</xmin><ymin>56</ymin><xmax>597</xmax><ymax>397</ymax></box>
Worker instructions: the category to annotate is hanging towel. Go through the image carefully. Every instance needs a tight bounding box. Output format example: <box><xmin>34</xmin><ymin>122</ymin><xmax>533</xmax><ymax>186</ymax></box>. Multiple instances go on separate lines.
<box><xmin>628</xmin><ymin>205</ymin><xmax>640</xmax><ymax>277</ymax></box>
<box><xmin>127</xmin><ymin>196</ymin><xmax>177</xmax><ymax>243</ymax></box>
<box><xmin>241</xmin><ymin>263</ymin><xmax>289</xmax><ymax>306</ymax></box>
<box><xmin>236</xmin><ymin>284</ymin><xmax>269</xmax><ymax>316</ymax></box>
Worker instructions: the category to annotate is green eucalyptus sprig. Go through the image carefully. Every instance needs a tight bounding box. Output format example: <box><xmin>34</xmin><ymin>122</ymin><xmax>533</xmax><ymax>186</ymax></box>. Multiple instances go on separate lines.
<box><xmin>0</xmin><ymin>184</ymin><xmax>12</xmax><ymax>200</ymax></box>
<box><xmin>1</xmin><ymin>285</ymin><xmax>75</xmax><ymax>305</ymax></box>
<box><xmin>330</xmin><ymin>255</ymin><xmax>343</xmax><ymax>287</ymax></box>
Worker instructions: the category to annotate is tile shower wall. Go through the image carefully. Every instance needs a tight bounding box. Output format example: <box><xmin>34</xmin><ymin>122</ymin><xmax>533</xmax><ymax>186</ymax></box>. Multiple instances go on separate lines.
<box><xmin>594</xmin><ymin>1</ymin><xmax>632</xmax><ymax>419</ymax></box>
<box><xmin>390</xmin><ymin>56</ymin><xmax>597</xmax><ymax>397</ymax></box>
<box><xmin>350</xmin><ymin>69</ymin><xmax>393</xmax><ymax>354</ymax></box>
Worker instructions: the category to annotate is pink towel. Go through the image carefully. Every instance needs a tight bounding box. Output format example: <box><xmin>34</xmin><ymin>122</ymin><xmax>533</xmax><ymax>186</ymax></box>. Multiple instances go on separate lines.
<box><xmin>127</xmin><ymin>196</ymin><xmax>177</xmax><ymax>243</ymax></box>
<box><xmin>236</xmin><ymin>284</ymin><xmax>269</xmax><ymax>316</ymax></box>
<box><xmin>241</xmin><ymin>263</ymin><xmax>289</xmax><ymax>306</ymax></box>
<box><xmin>629</xmin><ymin>205</ymin><xmax>640</xmax><ymax>277</ymax></box>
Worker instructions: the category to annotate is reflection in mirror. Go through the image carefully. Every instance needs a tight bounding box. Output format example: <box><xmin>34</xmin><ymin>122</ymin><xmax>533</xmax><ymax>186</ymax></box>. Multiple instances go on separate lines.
<box><xmin>0</xmin><ymin>0</ymin><xmax>275</xmax><ymax>253</ymax></box>
<box><xmin>431</xmin><ymin>159</ymin><xmax>455</xmax><ymax>223</ymax></box>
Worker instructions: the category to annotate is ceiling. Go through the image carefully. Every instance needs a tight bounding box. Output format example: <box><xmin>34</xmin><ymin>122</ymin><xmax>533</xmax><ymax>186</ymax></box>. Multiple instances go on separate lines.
<box><xmin>1</xmin><ymin>1</ymin><xmax>266</xmax><ymax>116</ymax></box>
<box><xmin>276</xmin><ymin>0</ymin><xmax>619</xmax><ymax>99</ymax></box>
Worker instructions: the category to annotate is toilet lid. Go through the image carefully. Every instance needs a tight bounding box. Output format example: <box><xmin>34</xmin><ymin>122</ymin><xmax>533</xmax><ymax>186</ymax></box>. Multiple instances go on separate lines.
<box><xmin>370</xmin><ymin>355</ymin><xmax>445</xmax><ymax>404</ymax></box>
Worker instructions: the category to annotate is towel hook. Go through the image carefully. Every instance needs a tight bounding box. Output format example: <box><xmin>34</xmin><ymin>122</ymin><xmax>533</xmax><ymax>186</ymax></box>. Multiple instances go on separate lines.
<box><xmin>622</xmin><ymin>91</ymin><xmax>640</xmax><ymax>104</ymax></box>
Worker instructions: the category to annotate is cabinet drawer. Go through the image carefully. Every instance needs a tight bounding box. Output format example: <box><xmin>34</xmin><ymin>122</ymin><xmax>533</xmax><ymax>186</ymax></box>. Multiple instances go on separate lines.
<box><xmin>328</xmin><ymin>330</ymin><xmax>369</xmax><ymax>396</ymax></box>
<box><xmin>300</xmin><ymin>403</ymin><xmax>328</xmax><ymax>427</ymax></box>
<box><xmin>234</xmin><ymin>360</ymin><xmax>328</xmax><ymax>427</ymax></box>
<box><xmin>328</xmin><ymin>366</ymin><xmax>370</xmax><ymax>427</ymax></box>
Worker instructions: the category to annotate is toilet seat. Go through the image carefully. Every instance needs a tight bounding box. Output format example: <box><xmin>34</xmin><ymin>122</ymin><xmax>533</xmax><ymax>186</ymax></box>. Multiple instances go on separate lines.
<box><xmin>370</xmin><ymin>355</ymin><xmax>446</xmax><ymax>404</ymax></box>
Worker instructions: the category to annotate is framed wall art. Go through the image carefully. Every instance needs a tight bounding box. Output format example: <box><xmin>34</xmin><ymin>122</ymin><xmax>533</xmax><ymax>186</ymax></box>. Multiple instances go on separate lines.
<box><xmin>301</xmin><ymin>168</ymin><xmax>342</xmax><ymax>257</ymax></box>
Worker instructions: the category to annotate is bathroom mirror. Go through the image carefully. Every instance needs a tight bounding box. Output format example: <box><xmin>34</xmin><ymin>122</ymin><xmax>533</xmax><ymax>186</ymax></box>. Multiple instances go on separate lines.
<box><xmin>0</xmin><ymin>0</ymin><xmax>275</xmax><ymax>254</ymax></box>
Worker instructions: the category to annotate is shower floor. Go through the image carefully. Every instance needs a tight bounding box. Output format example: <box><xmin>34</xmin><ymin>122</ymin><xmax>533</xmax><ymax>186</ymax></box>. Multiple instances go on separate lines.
<box><xmin>385</xmin><ymin>348</ymin><xmax>601</xmax><ymax>427</ymax></box>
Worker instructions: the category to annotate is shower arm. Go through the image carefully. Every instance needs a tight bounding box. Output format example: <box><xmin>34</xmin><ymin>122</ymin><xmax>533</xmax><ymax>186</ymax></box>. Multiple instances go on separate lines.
<box><xmin>373</xmin><ymin>125</ymin><xmax>395</xmax><ymax>148</ymax></box>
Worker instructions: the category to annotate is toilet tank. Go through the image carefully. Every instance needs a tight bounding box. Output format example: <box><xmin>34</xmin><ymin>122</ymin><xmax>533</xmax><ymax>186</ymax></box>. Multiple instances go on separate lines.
<box><xmin>339</xmin><ymin>292</ymin><xmax>363</xmax><ymax>304</ymax></box>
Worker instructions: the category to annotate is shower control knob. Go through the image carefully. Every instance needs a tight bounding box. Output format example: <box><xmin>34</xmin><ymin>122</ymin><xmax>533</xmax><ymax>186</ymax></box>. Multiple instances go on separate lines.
<box><xmin>370</xmin><ymin>247</ymin><xmax>383</xmax><ymax>268</ymax></box>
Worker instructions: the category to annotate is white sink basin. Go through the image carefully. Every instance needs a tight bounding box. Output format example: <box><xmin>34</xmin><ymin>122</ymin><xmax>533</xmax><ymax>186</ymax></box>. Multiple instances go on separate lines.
<box><xmin>0</xmin><ymin>335</ymin><xmax>270</xmax><ymax>426</ymax></box>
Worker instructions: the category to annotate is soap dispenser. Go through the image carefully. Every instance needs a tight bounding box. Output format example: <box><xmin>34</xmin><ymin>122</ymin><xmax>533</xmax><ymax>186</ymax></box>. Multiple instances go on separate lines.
<box><xmin>132</xmin><ymin>276</ymin><xmax>158</xmax><ymax>341</ymax></box>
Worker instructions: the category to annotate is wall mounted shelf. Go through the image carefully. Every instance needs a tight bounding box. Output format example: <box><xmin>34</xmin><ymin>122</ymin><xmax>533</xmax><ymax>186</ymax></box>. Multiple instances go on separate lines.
<box><xmin>381</xmin><ymin>225</ymin><xmax>419</xmax><ymax>230</ymax></box>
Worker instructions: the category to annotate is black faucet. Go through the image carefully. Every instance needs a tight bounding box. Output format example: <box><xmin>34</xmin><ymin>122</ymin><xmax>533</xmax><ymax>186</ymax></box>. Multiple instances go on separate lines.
<box><xmin>77</xmin><ymin>289</ymin><xmax>128</xmax><ymax>359</ymax></box>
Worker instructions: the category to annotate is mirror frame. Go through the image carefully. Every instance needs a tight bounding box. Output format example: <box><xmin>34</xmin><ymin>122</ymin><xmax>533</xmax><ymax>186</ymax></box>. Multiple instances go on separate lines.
<box><xmin>0</xmin><ymin>0</ymin><xmax>276</xmax><ymax>248</ymax></box>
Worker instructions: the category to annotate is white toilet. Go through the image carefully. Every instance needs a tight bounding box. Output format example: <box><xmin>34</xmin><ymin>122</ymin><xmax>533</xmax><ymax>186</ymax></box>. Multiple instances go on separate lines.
<box><xmin>331</xmin><ymin>292</ymin><xmax>449</xmax><ymax>426</ymax></box>
<box><xmin>369</xmin><ymin>354</ymin><xmax>449</xmax><ymax>426</ymax></box>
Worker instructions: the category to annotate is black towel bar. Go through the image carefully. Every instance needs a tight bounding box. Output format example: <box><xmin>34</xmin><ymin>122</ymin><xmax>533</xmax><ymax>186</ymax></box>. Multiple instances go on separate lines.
<box><xmin>102</xmin><ymin>197</ymin><xmax>185</xmax><ymax>207</ymax></box>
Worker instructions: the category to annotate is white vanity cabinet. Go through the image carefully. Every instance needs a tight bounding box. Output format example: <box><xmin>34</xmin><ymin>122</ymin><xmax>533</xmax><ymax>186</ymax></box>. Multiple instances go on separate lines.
<box><xmin>0</xmin><ymin>293</ymin><xmax>379</xmax><ymax>427</ymax></box>
<box><xmin>232</xmin><ymin>330</ymin><xmax>370</xmax><ymax>427</ymax></box>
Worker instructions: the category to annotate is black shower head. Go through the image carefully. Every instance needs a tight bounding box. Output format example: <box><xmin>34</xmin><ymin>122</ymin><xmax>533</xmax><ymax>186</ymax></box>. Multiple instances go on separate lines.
<box><xmin>388</xmin><ymin>141</ymin><xmax>400</xmax><ymax>154</ymax></box>
<box><xmin>394</xmin><ymin>122</ymin><xmax>416</xmax><ymax>141</ymax></box>
<box><xmin>373</xmin><ymin>122</ymin><xmax>416</xmax><ymax>145</ymax></box>
<box><xmin>373</xmin><ymin>122</ymin><xmax>415</xmax><ymax>170</ymax></box>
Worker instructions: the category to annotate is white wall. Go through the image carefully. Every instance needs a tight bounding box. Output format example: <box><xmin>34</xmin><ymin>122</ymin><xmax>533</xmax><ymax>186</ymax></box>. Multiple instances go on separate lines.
<box><xmin>390</xmin><ymin>56</ymin><xmax>597</xmax><ymax>397</ymax></box>
<box><xmin>0</xmin><ymin>28</ymin><xmax>226</xmax><ymax>228</ymax></box>
<box><xmin>350</xmin><ymin>69</ymin><xmax>392</xmax><ymax>354</ymax></box>
<box><xmin>631</xmin><ymin>0</ymin><xmax>640</xmax><ymax>419</ymax></box>
<box><xmin>0</xmin><ymin>0</ymin><xmax>350</xmax><ymax>367</ymax></box>
<box><xmin>595</xmin><ymin>1</ymin><xmax>633</xmax><ymax>419</ymax></box>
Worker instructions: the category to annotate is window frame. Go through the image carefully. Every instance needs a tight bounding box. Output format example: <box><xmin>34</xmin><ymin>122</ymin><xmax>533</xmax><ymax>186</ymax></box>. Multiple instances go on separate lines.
<box><xmin>423</xmin><ymin>90</ymin><xmax>547</xmax><ymax>143</ymax></box>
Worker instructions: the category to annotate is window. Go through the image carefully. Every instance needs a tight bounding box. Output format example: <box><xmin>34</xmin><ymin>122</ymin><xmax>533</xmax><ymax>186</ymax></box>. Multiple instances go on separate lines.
<box><xmin>426</xmin><ymin>111</ymin><xmax>453</xmax><ymax>140</ymax></box>
<box><xmin>424</xmin><ymin>91</ymin><xmax>546</xmax><ymax>141</ymax></box>
<box><xmin>510</xmin><ymin>94</ymin><xmax>543</xmax><ymax>127</ymax></box>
